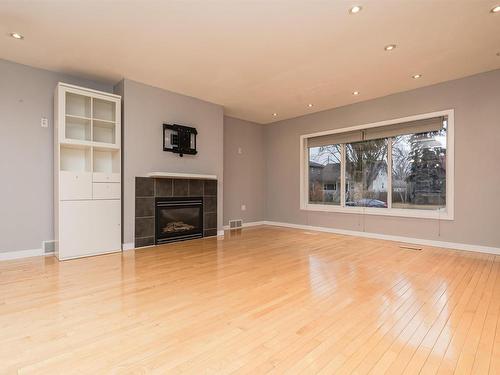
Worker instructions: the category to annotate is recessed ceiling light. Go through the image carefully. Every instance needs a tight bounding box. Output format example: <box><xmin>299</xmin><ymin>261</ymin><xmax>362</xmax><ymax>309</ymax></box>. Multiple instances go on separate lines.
<box><xmin>491</xmin><ymin>5</ymin><xmax>500</xmax><ymax>13</ymax></box>
<box><xmin>9</xmin><ymin>32</ymin><xmax>24</xmax><ymax>40</ymax></box>
<box><xmin>384</xmin><ymin>44</ymin><xmax>396</xmax><ymax>51</ymax></box>
<box><xmin>272</xmin><ymin>113</ymin><xmax>277</xmax><ymax>117</ymax></box>
<box><xmin>308</xmin><ymin>103</ymin><xmax>313</xmax><ymax>108</ymax></box>
<box><xmin>353</xmin><ymin>91</ymin><xmax>360</xmax><ymax>96</ymax></box>
<box><xmin>349</xmin><ymin>5</ymin><xmax>362</xmax><ymax>14</ymax></box>
<box><xmin>412</xmin><ymin>74</ymin><xmax>422</xmax><ymax>79</ymax></box>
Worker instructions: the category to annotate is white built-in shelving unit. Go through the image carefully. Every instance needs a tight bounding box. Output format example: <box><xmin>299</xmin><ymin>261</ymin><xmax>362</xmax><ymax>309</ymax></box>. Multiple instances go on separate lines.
<box><xmin>54</xmin><ymin>83</ymin><xmax>121</xmax><ymax>260</ymax></box>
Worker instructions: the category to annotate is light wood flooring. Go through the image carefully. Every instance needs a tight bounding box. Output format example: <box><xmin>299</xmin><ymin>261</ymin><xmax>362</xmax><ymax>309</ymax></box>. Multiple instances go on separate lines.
<box><xmin>1</xmin><ymin>226</ymin><xmax>499</xmax><ymax>374</ymax></box>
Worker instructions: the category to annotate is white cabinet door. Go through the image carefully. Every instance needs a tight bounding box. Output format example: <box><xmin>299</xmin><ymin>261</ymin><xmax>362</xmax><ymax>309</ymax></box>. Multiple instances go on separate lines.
<box><xmin>60</xmin><ymin>171</ymin><xmax>92</xmax><ymax>200</ymax></box>
<box><xmin>59</xmin><ymin>200</ymin><xmax>121</xmax><ymax>259</ymax></box>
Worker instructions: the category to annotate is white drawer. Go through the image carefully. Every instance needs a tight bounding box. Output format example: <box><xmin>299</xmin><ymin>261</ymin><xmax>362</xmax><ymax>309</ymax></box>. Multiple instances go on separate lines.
<box><xmin>93</xmin><ymin>183</ymin><xmax>120</xmax><ymax>199</ymax></box>
<box><xmin>93</xmin><ymin>172</ymin><xmax>120</xmax><ymax>183</ymax></box>
<box><xmin>60</xmin><ymin>171</ymin><xmax>92</xmax><ymax>200</ymax></box>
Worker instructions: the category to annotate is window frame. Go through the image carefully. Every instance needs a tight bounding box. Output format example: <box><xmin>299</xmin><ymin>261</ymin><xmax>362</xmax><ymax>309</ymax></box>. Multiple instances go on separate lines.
<box><xmin>300</xmin><ymin>109</ymin><xmax>454</xmax><ymax>220</ymax></box>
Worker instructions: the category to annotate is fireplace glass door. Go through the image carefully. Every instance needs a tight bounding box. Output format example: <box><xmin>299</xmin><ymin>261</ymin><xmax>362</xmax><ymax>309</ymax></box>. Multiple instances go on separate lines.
<box><xmin>155</xmin><ymin>197</ymin><xmax>203</xmax><ymax>244</ymax></box>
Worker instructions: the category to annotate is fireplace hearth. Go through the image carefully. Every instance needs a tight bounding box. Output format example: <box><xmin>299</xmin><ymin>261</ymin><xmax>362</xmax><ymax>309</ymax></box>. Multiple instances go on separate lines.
<box><xmin>155</xmin><ymin>197</ymin><xmax>203</xmax><ymax>244</ymax></box>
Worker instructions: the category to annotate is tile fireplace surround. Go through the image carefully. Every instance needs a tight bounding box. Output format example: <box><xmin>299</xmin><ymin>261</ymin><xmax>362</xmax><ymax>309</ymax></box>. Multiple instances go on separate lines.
<box><xmin>135</xmin><ymin>177</ymin><xmax>217</xmax><ymax>248</ymax></box>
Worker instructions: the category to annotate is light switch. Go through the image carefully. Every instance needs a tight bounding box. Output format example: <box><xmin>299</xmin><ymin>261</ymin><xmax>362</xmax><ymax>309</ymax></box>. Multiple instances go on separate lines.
<box><xmin>41</xmin><ymin>117</ymin><xmax>49</xmax><ymax>128</ymax></box>
<box><xmin>237</xmin><ymin>147</ymin><xmax>243</xmax><ymax>155</ymax></box>
<box><xmin>241</xmin><ymin>204</ymin><xmax>246</xmax><ymax>211</ymax></box>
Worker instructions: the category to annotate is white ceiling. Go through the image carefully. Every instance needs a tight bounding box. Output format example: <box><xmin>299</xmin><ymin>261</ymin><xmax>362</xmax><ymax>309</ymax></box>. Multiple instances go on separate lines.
<box><xmin>1</xmin><ymin>0</ymin><xmax>499</xmax><ymax>124</ymax></box>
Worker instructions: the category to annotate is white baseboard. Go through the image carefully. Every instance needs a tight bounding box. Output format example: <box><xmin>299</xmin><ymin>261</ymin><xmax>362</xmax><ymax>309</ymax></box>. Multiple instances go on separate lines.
<box><xmin>0</xmin><ymin>248</ymin><xmax>46</xmax><ymax>261</ymax></box>
<box><xmin>223</xmin><ymin>220</ymin><xmax>267</xmax><ymax>230</ymax></box>
<box><xmin>4</xmin><ymin>221</ymin><xmax>496</xmax><ymax>261</ymax></box>
<box><xmin>122</xmin><ymin>242</ymin><xmax>135</xmax><ymax>251</ymax></box>
<box><xmin>261</xmin><ymin>220</ymin><xmax>500</xmax><ymax>255</ymax></box>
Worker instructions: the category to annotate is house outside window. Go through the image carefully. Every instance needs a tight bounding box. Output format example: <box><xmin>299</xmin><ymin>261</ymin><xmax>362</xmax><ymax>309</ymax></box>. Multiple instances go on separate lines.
<box><xmin>323</xmin><ymin>183</ymin><xmax>337</xmax><ymax>191</ymax></box>
<box><xmin>301</xmin><ymin>110</ymin><xmax>454</xmax><ymax>220</ymax></box>
<box><xmin>308</xmin><ymin>145</ymin><xmax>341</xmax><ymax>205</ymax></box>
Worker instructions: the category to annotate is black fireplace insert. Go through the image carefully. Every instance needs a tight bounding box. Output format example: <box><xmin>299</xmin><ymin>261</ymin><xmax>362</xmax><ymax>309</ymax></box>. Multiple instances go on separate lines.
<box><xmin>155</xmin><ymin>197</ymin><xmax>203</xmax><ymax>244</ymax></box>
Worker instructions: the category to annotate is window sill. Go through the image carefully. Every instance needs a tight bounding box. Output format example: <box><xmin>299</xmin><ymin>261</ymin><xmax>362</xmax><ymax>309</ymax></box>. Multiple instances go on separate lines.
<box><xmin>301</xmin><ymin>203</ymin><xmax>453</xmax><ymax>221</ymax></box>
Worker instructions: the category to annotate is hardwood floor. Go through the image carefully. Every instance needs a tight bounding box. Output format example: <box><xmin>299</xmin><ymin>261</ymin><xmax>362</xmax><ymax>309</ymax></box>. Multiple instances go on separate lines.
<box><xmin>1</xmin><ymin>226</ymin><xmax>499</xmax><ymax>374</ymax></box>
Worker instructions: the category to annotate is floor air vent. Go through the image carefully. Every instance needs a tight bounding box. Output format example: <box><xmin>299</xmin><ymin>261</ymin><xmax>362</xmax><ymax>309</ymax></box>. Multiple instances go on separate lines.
<box><xmin>399</xmin><ymin>244</ymin><xmax>422</xmax><ymax>251</ymax></box>
<box><xmin>229</xmin><ymin>219</ymin><xmax>243</xmax><ymax>230</ymax></box>
<box><xmin>42</xmin><ymin>240</ymin><xmax>56</xmax><ymax>254</ymax></box>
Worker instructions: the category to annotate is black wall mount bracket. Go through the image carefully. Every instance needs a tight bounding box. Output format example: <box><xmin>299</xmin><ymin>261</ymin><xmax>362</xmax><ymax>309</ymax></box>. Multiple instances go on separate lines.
<box><xmin>163</xmin><ymin>123</ymin><xmax>198</xmax><ymax>157</ymax></box>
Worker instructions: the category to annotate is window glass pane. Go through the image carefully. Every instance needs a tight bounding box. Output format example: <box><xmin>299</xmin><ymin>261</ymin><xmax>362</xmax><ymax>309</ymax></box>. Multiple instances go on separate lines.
<box><xmin>392</xmin><ymin>127</ymin><xmax>446</xmax><ymax>210</ymax></box>
<box><xmin>308</xmin><ymin>145</ymin><xmax>341</xmax><ymax>205</ymax></box>
<box><xmin>346</xmin><ymin>139</ymin><xmax>388</xmax><ymax>208</ymax></box>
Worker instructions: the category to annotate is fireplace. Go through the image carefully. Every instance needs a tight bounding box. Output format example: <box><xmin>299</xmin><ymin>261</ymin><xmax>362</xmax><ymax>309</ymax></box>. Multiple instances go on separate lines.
<box><xmin>135</xmin><ymin>177</ymin><xmax>217</xmax><ymax>248</ymax></box>
<box><xmin>155</xmin><ymin>197</ymin><xmax>203</xmax><ymax>244</ymax></box>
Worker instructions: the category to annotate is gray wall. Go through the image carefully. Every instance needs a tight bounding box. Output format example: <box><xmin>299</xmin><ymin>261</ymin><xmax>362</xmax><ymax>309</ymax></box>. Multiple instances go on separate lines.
<box><xmin>118</xmin><ymin>79</ymin><xmax>224</xmax><ymax>245</ymax></box>
<box><xmin>0</xmin><ymin>59</ymin><xmax>113</xmax><ymax>253</ymax></box>
<box><xmin>265</xmin><ymin>69</ymin><xmax>500</xmax><ymax>248</ymax></box>
<box><xmin>1</xmin><ymin>57</ymin><xmax>498</xmax><ymax>252</ymax></box>
<box><xmin>223</xmin><ymin>116</ymin><xmax>266</xmax><ymax>224</ymax></box>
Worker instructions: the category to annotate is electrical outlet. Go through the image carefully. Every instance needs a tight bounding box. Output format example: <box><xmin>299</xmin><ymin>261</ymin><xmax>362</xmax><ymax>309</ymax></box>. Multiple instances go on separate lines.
<box><xmin>41</xmin><ymin>117</ymin><xmax>49</xmax><ymax>128</ymax></box>
<box><xmin>241</xmin><ymin>204</ymin><xmax>246</xmax><ymax>211</ymax></box>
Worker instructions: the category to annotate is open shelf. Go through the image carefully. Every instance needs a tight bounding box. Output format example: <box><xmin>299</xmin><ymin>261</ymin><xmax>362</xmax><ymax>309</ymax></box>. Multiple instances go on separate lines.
<box><xmin>65</xmin><ymin>115</ymin><xmax>91</xmax><ymax>141</ymax></box>
<box><xmin>93</xmin><ymin>98</ymin><xmax>116</xmax><ymax>122</ymax></box>
<box><xmin>93</xmin><ymin>120</ymin><xmax>116</xmax><ymax>144</ymax></box>
<box><xmin>93</xmin><ymin>148</ymin><xmax>120</xmax><ymax>174</ymax></box>
<box><xmin>66</xmin><ymin>92</ymin><xmax>91</xmax><ymax>118</ymax></box>
<box><xmin>60</xmin><ymin>145</ymin><xmax>91</xmax><ymax>172</ymax></box>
